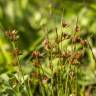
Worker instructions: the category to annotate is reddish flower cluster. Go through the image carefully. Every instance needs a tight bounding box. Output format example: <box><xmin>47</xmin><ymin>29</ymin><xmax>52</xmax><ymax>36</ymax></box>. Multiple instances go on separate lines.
<box><xmin>68</xmin><ymin>51</ymin><xmax>84</xmax><ymax>65</ymax></box>
<box><xmin>5</xmin><ymin>30</ymin><xmax>19</xmax><ymax>42</ymax></box>
<box><xmin>32</xmin><ymin>51</ymin><xmax>41</xmax><ymax>67</ymax></box>
<box><xmin>42</xmin><ymin>39</ymin><xmax>52</xmax><ymax>50</ymax></box>
<box><xmin>12</xmin><ymin>48</ymin><xmax>22</xmax><ymax>56</ymax></box>
<box><xmin>32</xmin><ymin>51</ymin><xmax>40</xmax><ymax>58</ymax></box>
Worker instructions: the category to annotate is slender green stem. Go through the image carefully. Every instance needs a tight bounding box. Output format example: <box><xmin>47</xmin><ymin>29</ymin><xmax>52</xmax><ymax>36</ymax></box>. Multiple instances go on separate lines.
<box><xmin>12</xmin><ymin>42</ymin><xmax>30</xmax><ymax>96</ymax></box>
<box><xmin>28</xmin><ymin>78</ymin><xmax>33</xmax><ymax>96</ymax></box>
<box><xmin>65</xmin><ymin>65</ymin><xmax>70</xmax><ymax>96</ymax></box>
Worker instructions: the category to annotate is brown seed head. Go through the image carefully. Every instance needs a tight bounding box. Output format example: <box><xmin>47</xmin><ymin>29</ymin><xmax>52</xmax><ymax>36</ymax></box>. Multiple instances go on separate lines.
<box><xmin>80</xmin><ymin>40</ymin><xmax>88</xmax><ymax>46</ymax></box>
<box><xmin>62</xmin><ymin>21</ymin><xmax>67</xmax><ymax>28</ymax></box>
<box><xmin>42</xmin><ymin>39</ymin><xmax>49</xmax><ymax>46</ymax></box>
<box><xmin>69</xmin><ymin>58</ymin><xmax>79</xmax><ymax>65</ymax></box>
<box><xmin>5</xmin><ymin>30</ymin><xmax>19</xmax><ymax>42</ymax></box>
<box><xmin>12</xmin><ymin>48</ymin><xmax>22</xmax><ymax>56</ymax></box>
<box><xmin>42</xmin><ymin>75</ymin><xmax>49</xmax><ymax>84</ymax></box>
<box><xmin>72</xmin><ymin>35</ymin><xmax>81</xmax><ymax>43</ymax></box>
<box><xmin>62</xmin><ymin>51</ymin><xmax>71</xmax><ymax>58</ymax></box>
<box><xmin>32</xmin><ymin>51</ymin><xmax>40</xmax><ymax>58</ymax></box>
<box><xmin>63</xmin><ymin>33</ymin><xmax>70</xmax><ymax>39</ymax></box>
<box><xmin>74</xmin><ymin>51</ymin><xmax>81</xmax><ymax>59</ymax></box>
<box><xmin>42</xmin><ymin>39</ymin><xmax>52</xmax><ymax>50</ymax></box>
<box><xmin>31</xmin><ymin>72</ymin><xmax>40</xmax><ymax>78</ymax></box>
<box><xmin>75</xmin><ymin>25</ymin><xmax>80</xmax><ymax>32</ymax></box>
<box><xmin>33</xmin><ymin>60</ymin><xmax>41</xmax><ymax>67</ymax></box>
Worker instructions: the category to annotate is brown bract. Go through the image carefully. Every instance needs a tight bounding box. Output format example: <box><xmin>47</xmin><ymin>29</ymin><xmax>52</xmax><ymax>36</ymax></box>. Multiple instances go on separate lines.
<box><xmin>32</xmin><ymin>51</ymin><xmax>40</xmax><ymax>58</ymax></box>
<box><xmin>42</xmin><ymin>39</ymin><xmax>52</xmax><ymax>50</ymax></box>
<box><xmin>69</xmin><ymin>58</ymin><xmax>79</xmax><ymax>65</ymax></box>
<box><xmin>72</xmin><ymin>35</ymin><xmax>81</xmax><ymax>43</ymax></box>
<box><xmin>12</xmin><ymin>48</ymin><xmax>22</xmax><ymax>56</ymax></box>
<box><xmin>5</xmin><ymin>30</ymin><xmax>19</xmax><ymax>42</ymax></box>
<box><xmin>63</xmin><ymin>33</ymin><xmax>70</xmax><ymax>39</ymax></box>
<box><xmin>80</xmin><ymin>40</ymin><xmax>88</xmax><ymax>46</ymax></box>
<box><xmin>31</xmin><ymin>72</ymin><xmax>40</xmax><ymax>78</ymax></box>
<box><xmin>62</xmin><ymin>51</ymin><xmax>71</xmax><ymax>58</ymax></box>
<box><xmin>62</xmin><ymin>21</ymin><xmax>68</xmax><ymax>28</ymax></box>
<box><xmin>42</xmin><ymin>75</ymin><xmax>49</xmax><ymax>84</ymax></box>
<box><xmin>75</xmin><ymin>25</ymin><xmax>80</xmax><ymax>32</ymax></box>
<box><xmin>33</xmin><ymin>60</ymin><xmax>41</xmax><ymax>68</ymax></box>
<box><xmin>74</xmin><ymin>51</ymin><xmax>82</xmax><ymax>59</ymax></box>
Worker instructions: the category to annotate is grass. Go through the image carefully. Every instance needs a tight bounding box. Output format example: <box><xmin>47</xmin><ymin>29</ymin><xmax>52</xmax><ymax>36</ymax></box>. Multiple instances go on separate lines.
<box><xmin>0</xmin><ymin>19</ymin><xmax>96</xmax><ymax>96</ymax></box>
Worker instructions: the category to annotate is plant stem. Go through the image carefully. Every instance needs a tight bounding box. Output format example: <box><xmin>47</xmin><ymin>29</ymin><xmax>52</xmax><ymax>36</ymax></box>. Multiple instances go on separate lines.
<box><xmin>12</xmin><ymin>42</ymin><xmax>30</xmax><ymax>96</ymax></box>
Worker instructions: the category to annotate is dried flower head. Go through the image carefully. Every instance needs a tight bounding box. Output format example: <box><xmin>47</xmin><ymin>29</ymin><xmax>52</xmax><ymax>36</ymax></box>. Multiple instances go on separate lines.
<box><xmin>75</xmin><ymin>25</ymin><xmax>80</xmax><ymax>32</ymax></box>
<box><xmin>62</xmin><ymin>51</ymin><xmax>71</xmax><ymax>58</ymax></box>
<box><xmin>69</xmin><ymin>58</ymin><xmax>79</xmax><ymax>65</ymax></box>
<box><xmin>42</xmin><ymin>39</ymin><xmax>52</xmax><ymax>50</ymax></box>
<box><xmin>5</xmin><ymin>30</ymin><xmax>19</xmax><ymax>42</ymax></box>
<box><xmin>31</xmin><ymin>72</ymin><xmax>40</xmax><ymax>78</ymax></box>
<box><xmin>42</xmin><ymin>75</ymin><xmax>49</xmax><ymax>84</ymax></box>
<box><xmin>63</xmin><ymin>33</ymin><xmax>70</xmax><ymax>39</ymax></box>
<box><xmin>80</xmin><ymin>40</ymin><xmax>88</xmax><ymax>46</ymax></box>
<box><xmin>12</xmin><ymin>48</ymin><xmax>22</xmax><ymax>56</ymax></box>
<box><xmin>72</xmin><ymin>35</ymin><xmax>81</xmax><ymax>43</ymax></box>
<box><xmin>32</xmin><ymin>51</ymin><xmax>40</xmax><ymax>58</ymax></box>
<box><xmin>42</xmin><ymin>39</ymin><xmax>49</xmax><ymax>46</ymax></box>
<box><xmin>33</xmin><ymin>60</ymin><xmax>41</xmax><ymax>67</ymax></box>
<box><xmin>62</xmin><ymin>21</ymin><xmax>67</xmax><ymax>28</ymax></box>
<box><xmin>74</xmin><ymin>51</ymin><xmax>81</xmax><ymax>60</ymax></box>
